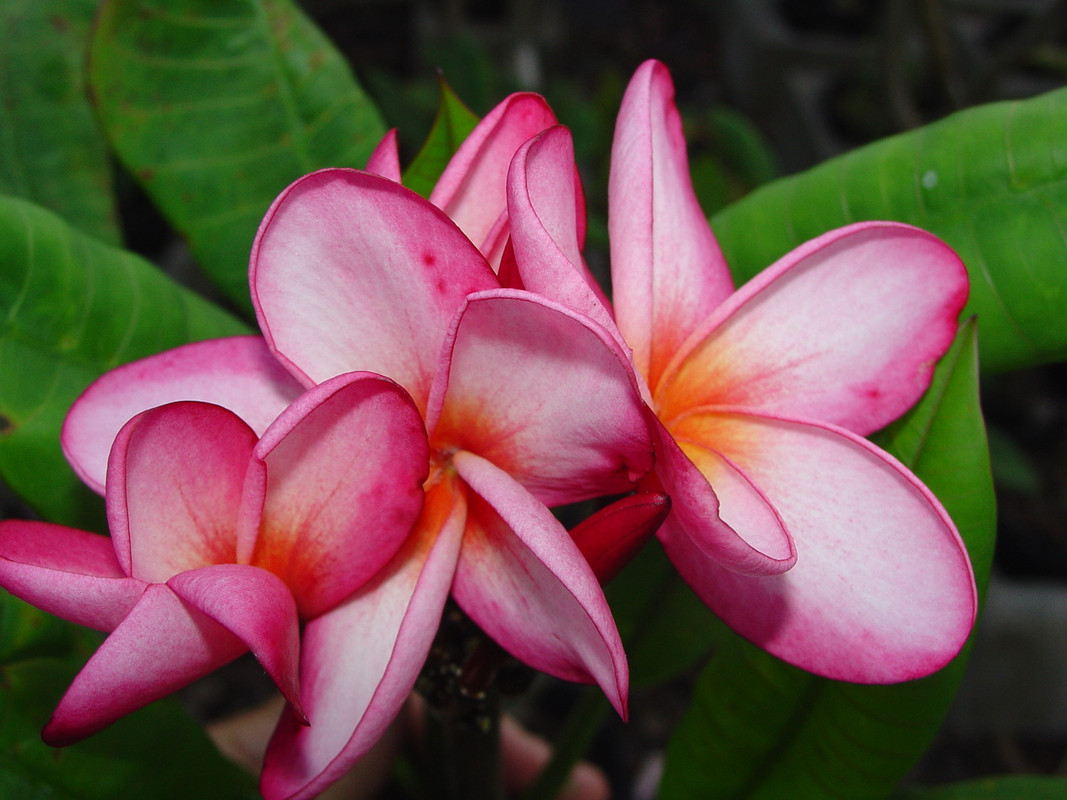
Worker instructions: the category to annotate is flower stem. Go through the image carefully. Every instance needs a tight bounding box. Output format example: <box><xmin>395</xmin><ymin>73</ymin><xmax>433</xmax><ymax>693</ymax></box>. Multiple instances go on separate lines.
<box><xmin>423</xmin><ymin>688</ymin><xmax>504</xmax><ymax>800</ymax></box>
<box><xmin>517</xmin><ymin>686</ymin><xmax>609</xmax><ymax>800</ymax></box>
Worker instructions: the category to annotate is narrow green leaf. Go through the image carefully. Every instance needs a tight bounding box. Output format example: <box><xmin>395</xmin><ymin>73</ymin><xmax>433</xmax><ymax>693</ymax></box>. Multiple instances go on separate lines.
<box><xmin>0</xmin><ymin>194</ymin><xmax>249</xmax><ymax>528</ymax></box>
<box><xmin>0</xmin><ymin>656</ymin><xmax>258</xmax><ymax>799</ymax></box>
<box><xmin>711</xmin><ymin>89</ymin><xmax>1067</xmax><ymax>373</ymax></box>
<box><xmin>88</xmin><ymin>0</ymin><xmax>387</xmax><ymax>311</ymax></box>
<box><xmin>893</xmin><ymin>776</ymin><xmax>1067</xmax><ymax>800</ymax></box>
<box><xmin>659</xmin><ymin>319</ymin><xmax>996</xmax><ymax>800</ymax></box>
<box><xmin>0</xmin><ymin>0</ymin><xmax>120</xmax><ymax>243</ymax></box>
<box><xmin>403</xmin><ymin>79</ymin><xmax>480</xmax><ymax>198</ymax></box>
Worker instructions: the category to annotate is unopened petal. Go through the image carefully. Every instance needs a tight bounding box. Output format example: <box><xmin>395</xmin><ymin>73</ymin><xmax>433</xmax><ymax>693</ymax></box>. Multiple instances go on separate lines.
<box><xmin>430</xmin><ymin>291</ymin><xmax>652</xmax><ymax>505</ymax></box>
<box><xmin>251</xmin><ymin>169</ymin><xmax>497</xmax><ymax>411</ymax></box>
<box><xmin>659</xmin><ymin>222</ymin><xmax>969</xmax><ymax>436</ymax></box>
<box><xmin>260</xmin><ymin>479</ymin><xmax>465</xmax><ymax>800</ymax></box>
<box><xmin>570</xmin><ymin>492</ymin><xmax>671</xmax><ymax>584</ymax></box>
<box><xmin>241</xmin><ymin>372</ymin><xmax>428</xmax><ymax>619</ymax></box>
<box><xmin>62</xmin><ymin>337</ymin><xmax>302</xmax><ymax>494</ymax></box>
<box><xmin>663</xmin><ymin>410</ymin><xmax>977</xmax><ymax>683</ymax></box>
<box><xmin>43</xmin><ymin>583</ymin><xmax>247</xmax><ymax>746</ymax></box>
<box><xmin>0</xmin><ymin>521</ymin><xmax>145</xmax><ymax>631</ymax></box>
<box><xmin>452</xmin><ymin>451</ymin><xmax>628</xmax><ymax>718</ymax></box>
<box><xmin>609</xmin><ymin>60</ymin><xmax>733</xmax><ymax>390</ymax></box>
<box><xmin>430</xmin><ymin>92</ymin><xmax>558</xmax><ymax>265</ymax></box>
<box><xmin>107</xmin><ymin>403</ymin><xmax>256</xmax><ymax>582</ymax></box>
<box><xmin>365</xmin><ymin>129</ymin><xmax>402</xmax><ymax>182</ymax></box>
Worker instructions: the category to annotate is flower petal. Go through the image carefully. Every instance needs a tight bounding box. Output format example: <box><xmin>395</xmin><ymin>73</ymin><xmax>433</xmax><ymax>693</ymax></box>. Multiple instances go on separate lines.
<box><xmin>251</xmin><ymin>169</ymin><xmax>498</xmax><ymax>411</ymax></box>
<box><xmin>507</xmin><ymin>126</ymin><xmax>617</xmax><ymax>338</ymax></box>
<box><xmin>365</xmin><ymin>129</ymin><xmax>401</xmax><ymax>182</ymax></box>
<box><xmin>62</xmin><ymin>337</ymin><xmax>302</xmax><ymax>494</ymax></box>
<box><xmin>570</xmin><ymin>492</ymin><xmax>671</xmax><ymax>584</ymax></box>
<box><xmin>168</xmin><ymin>564</ymin><xmax>303</xmax><ymax>718</ymax></box>
<box><xmin>260</xmin><ymin>479</ymin><xmax>465</xmax><ymax>800</ymax></box>
<box><xmin>651</xmin><ymin>413</ymin><xmax>795</xmax><ymax>575</ymax></box>
<box><xmin>451</xmin><ymin>451</ymin><xmax>628</xmax><ymax>718</ymax></box>
<box><xmin>663</xmin><ymin>410</ymin><xmax>977</xmax><ymax>682</ymax></box>
<box><xmin>609</xmin><ymin>59</ymin><xmax>734</xmax><ymax>390</ymax></box>
<box><xmin>43</xmin><ymin>583</ymin><xmax>247</xmax><ymax>746</ymax></box>
<box><xmin>430</xmin><ymin>92</ymin><xmax>558</xmax><ymax>265</ymax></box>
<box><xmin>429</xmin><ymin>290</ymin><xmax>652</xmax><ymax>505</ymax></box>
<box><xmin>240</xmin><ymin>371</ymin><xmax>429</xmax><ymax>619</ymax></box>
<box><xmin>107</xmin><ymin>402</ymin><xmax>256</xmax><ymax>582</ymax></box>
<box><xmin>0</xmin><ymin>521</ymin><xmax>145</xmax><ymax>631</ymax></box>
<box><xmin>658</xmin><ymin>222</ymin><xmax>969</xmax><ymax>436</ymax></box>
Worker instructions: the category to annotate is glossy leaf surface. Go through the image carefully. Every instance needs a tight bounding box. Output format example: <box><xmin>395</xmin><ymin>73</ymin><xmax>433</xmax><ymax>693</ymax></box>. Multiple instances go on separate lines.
<box><xmin>0</xmin><ymin>195</ymin><xmax>247</xmax><ymax>527</ymax></box>
<box><xmin>403</xmin><ymin>80</ymin><xmax>480</xmax><ymax>198</ymax></box>
<box><xmin>89</xmin><ymin>0</ymin><xmax>387</xmax><ymax>310</ymax></box>
<box><xmin>712</xmin><ymin>89</ymin><xmax>1067</xmax><ymax>373</ymax></box>
<box><xmin>659</xmin><ymin>319</ymin><xmax>996</xmax><ymax>800</ymax></box>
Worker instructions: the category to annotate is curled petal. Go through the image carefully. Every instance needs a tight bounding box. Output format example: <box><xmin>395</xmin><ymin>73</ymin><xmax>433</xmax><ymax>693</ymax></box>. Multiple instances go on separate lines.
<box><xmin>452</xmin><ymin>451</ymin><xmax>628</xmax><ymax>718</ymax></box>
<box><xmin>651</xmin><ymin>414</ymin><xmax>795</xmax><ymax>576</ymax></box>
<box><xmin>570</xmin><ymin>492</ymin><xmax>671</xmax><ymax>584</ymax></box>
<box><xmin>430</xmin><ymin>92</ymin><xmax>558</xmax><ymax>265</ymax></box>
<box><xmin>240</xmin><ymin>372</ymin><xmax>429</xmax><ymax>619</ymax></box>
<box><xmin>507</xmin><ymin>127</ymin><xmax>618</xmax><ymax>340</ymax></box>
<box><xmin>43</xmin><ymin>583</ymin><xmax>247</xmax><ymax>746</ymax></box>
<box><xmin>62</xmin><ymin>337</ymin><xmax>303</xmax><ymax>494</ymax></box>
<box><xmin>429</xmin><ymin>291</ymin><xmax>652</xmax><ymax>505</ymax></box>
<box><xmin>107</xmin><ymin>403</ymin><xmax>256</xmax><ymax>583</ymax></box>
<box><xmin>609</xmin><ymin>59</ymin><xmax>733</xmax><ymax>390</ymax></box>
<box><xmin>365</xmin><ymin>129</ymin><xmax>401</xmax><ymax>182</ymax></box>
<box><xmin>251</xmin><ymin>169</ymin><xmax>498</xmax><ymax>411</ymax></box>
<box><xmin>659</xmin><ymin>222</ymin><xmax>969</xmax><ymax>436</ymax></box>
<box><xmin>168</xmin><ymin>564</ymin><xmax>304</xmax><ymax>718</ymax></box>
<box><xmin>260</xmin><ymin>480</ymin><xmax>465</xmax><ymax>800</ymax></box>
<box><xmin>0</xmin><ymin>521</ymin><xmax>145</xmax><ymax>631</ymax></box>
<box><xmin>663</xmin><ymin>410</ymin><xmax>977</xmax><ymax>682</ymax></box>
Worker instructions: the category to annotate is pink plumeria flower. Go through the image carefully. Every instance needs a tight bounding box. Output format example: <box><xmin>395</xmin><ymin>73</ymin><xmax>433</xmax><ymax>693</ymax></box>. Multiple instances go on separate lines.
<box><xmin>0</xmin><ymin>370</ymin><xmax>428</xmax><ymax>746</ymax></box>
<box><xmin>504</xmin><ymin>60</ymin><xmax>978</xmax><ymax>683</ymax></box>
<box><xmin>61</xmin><ymin>94</ymin><xmax>655</xmax><ymax>799</ymax></box>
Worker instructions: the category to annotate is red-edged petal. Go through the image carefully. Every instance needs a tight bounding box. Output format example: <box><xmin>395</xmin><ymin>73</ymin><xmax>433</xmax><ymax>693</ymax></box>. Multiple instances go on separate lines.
<box><xmin>609</xmin><ymin>60</ymin><xmax>734</xmax><ymax>391</ymax></box>
<box><xmin>260</xmin><ymin>479</ymin><xmax>465</xmax><ymax>800</ymax></box>
<box><xmin>251</xmin><ymin>169</ymin><xmax>498</xmax><ymax>411</ymax></box>
<box><xmin>0</xmin><ymin>521</ymin><xmax>145</xmax><ymax>631</ymax></box>
<box><xmin>650</xmin><ymin>413</ymin><xmax>795</xmax><ymax>575</ymax></box>
<box><xmin>106</xmin><ymin>403</ymin><xmax>256</xmax><ymax>582</ymax></box>
<box><xmin>570</xmin><ymin>492</ymin><xmax>670</xmax><ymax>584</ymax></box>
<box><xmin>507</xmin><ymin>127</ymin><xmax>618</xmax><ymax>339</ymax></box>
<box><xmin>62</xmin><ymin>337</ymin><xmax>302</xmax><ymax>494</ymax></box>
<box><xmin>43</xmin><ymin>583</ymin><xmax>247</xmax><ymax>746</ymax></box>
<box><xmin>451</xmin><ymin>451</ymin><xmax>628</xmax><ymax>717</ymax></box>
<box><xmin>430</xmin><ymin>92</ymin><xmax>558</xmax><ymax>265</ymax></box>
<box><xmin>428</xmin><ymin>290</ymin><xmax>652</xmax><ymax>505</ymax></box>
<box><xmin>658</xmin><ymin>222</ymin><xmax>969</xmax><ymax>436</ymax></box>
<box><xmin>168</xmin><ymin>564</ymin><xmax>303</xmax><ymax>718</ymax></box>
<box><xmin>240</xmin><ymin>372</ymin><xmax>428</xmax><ymax>619</ymax></box>
<box><xmin>662</xmin><ymin>410</ymin><xmax>977</xmax><ymax>682</ymax></box>
<box><xmin>365</xmin><ymin>129</ymin><xmax>402</xmax><ymax>182</ymax></box>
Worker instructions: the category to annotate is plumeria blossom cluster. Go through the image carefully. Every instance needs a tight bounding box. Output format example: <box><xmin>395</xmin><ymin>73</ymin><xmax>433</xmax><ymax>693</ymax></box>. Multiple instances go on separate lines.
<box><xmin>0</xmin><ymin>60</ymin><xmax>976</xmax><ymax>799</ymax></box>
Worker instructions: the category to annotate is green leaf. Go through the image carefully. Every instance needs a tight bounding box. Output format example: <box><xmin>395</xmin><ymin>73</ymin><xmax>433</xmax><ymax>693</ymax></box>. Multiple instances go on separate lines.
<box><xmin>893</xmin><ymin>776</ymin><xmax>1067</xmax><ymax>799</ymax></box>
<box><xmin>403</xmin><ymin>79</ymin><xmax>479</xmax><ymax>198</ymax></box>
<box><xmin>88</xmin><ymin>0</ymin><xmax>387</xmax><ymax>311</ymax></box>
<box><xmin>0</xmin><ymin>0</ymin><xmax>120</xmax><ymax>243</ymax></box>
<box><xmin>711</xmin><ymin>89</ymin><xmax>1067</xmax><ymax>373</ymax></box>
<box><xmin>0</xmin><ymin>656</ymin><xmax>258</xmax><ymax>799</ymax></box>
<box><xmin>0</xmin><ymin>194</ymin><xmax>249</xmax><ymax>528</ymax></box>
<box><xmin>659</xmin><ymin>319</ymin><xmax>997</xmax><ymax>800</ymax></box>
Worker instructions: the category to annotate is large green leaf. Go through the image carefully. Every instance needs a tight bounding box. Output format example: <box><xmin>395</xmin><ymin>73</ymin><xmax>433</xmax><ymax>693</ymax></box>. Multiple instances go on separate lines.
<box><xmin>88</xmin><ymin>0</ymin><xmax>387</xmax><ymax>311</ymax></box>
<box><xmin>659</xmin><ymin>319</ymin><xmax>997</xmax><ymax>800</ymax></box>
<box><xmin>711</xmin><ymin>89</ymin><xmax>1067</xmax><ymax>374</ymax></box>
<box><xmin>0</xmin><ymin>194</ymin><xmax>249</xmax><ymax>528</ymax></box>
<box><xmin>0</xmin><ymin>656</ymin><xmax>258</xmax><ymax>799</ymax></box>
<box><xmin>0</xmin><ymin>0</ymin><xmax>120</xmax><ymax>243</ymax></box>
